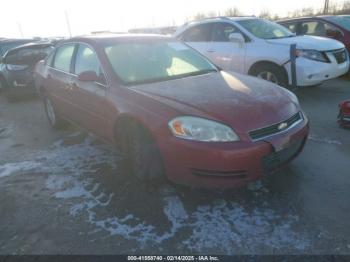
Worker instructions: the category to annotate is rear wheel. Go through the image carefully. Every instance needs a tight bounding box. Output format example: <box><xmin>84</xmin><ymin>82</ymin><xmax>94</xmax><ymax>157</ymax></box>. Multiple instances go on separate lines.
<box><xmin>43</xmin><ymin>96</ymin><xmax>65</xmax><ymax>129</ymax></box>
<box><xmin>118</xmin><ymin>122</ymin><xmax>164</xmax><ymax>182</ymax></box>
<box><xmin>250</xmin><ymin>64</ymin><xmax>288</xmax><ymax>87</ymax></box>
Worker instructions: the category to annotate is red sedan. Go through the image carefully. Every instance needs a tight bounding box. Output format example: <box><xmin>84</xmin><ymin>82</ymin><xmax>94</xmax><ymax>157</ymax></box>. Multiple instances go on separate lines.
<box><xmin>35</xmin><ymin>35</ymin><xmax>309</xmax><ymax>188</ymax></box>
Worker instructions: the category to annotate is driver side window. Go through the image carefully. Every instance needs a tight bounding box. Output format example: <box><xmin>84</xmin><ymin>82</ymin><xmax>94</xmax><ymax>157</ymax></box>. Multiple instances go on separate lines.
<box><xmin>212</xmin><ymin>23</ymin><xmax>241</xmax><ymax>42</ymax></box>
<box><xmin>74</xmin><ymin>44</ymin><xmax>106</xmax><ymax>84</ymax></box>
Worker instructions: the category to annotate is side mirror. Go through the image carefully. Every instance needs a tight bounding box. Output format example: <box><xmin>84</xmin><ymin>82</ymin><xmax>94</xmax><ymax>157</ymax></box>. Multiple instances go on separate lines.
<box><xmin>77</xmin><ymin>71</ymin><xmax>99</xmax><ymax>82</ymax></box>
<box><xmin>228</xmin><ymin>33</ymin><xmax>245</xmax><ymax>44</ymax></box>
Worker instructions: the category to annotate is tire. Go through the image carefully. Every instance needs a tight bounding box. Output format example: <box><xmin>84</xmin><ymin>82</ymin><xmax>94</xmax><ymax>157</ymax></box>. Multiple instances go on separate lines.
<box><xmin>250</xmin><ymin>63</ymin><xmax>288</xmax><ymax>87</ymax></box>
<box><xmin>119</xmin><ymin>122</ymin><xmax>164</xmax><ymax>182</ymax></box>
<box><xmin>43</xmin><ymin>95</ymin><xmax>66</xmax><ymax>129</ymax></box>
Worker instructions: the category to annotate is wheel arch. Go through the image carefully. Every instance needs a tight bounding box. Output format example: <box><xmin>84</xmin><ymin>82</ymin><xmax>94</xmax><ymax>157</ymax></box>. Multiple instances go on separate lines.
<box><xmin>248</xmin><ymin>60</ymin><xmax>289</xmax><ymax>81</ymax></box>
<box><xmin>113</xmin><ymin>113</ymin><xmax>159</xmax><ymax>147</ymax></box>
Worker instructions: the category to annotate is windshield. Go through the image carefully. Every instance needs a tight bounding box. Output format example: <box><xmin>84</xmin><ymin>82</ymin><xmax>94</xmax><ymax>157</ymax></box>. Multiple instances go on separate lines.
<box><xmin>237</xmin><ymin>19</ymin><xmax>295</xmax><ymax>39</ymax></box>
<box><xmin>104</xmin><ymin>41</ymin><xmax>217</xmax><ymax>85</ymax></box>
<box><xmin>325</xmin><ymin>16</ymin><xmax>350</xmax><ymax>31</ymax></box>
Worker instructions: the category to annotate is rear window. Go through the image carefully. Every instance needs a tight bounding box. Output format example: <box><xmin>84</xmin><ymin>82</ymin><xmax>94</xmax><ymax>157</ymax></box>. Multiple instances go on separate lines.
<box><xmin>324</xmin><ymin>16</ymin><xmax>350</xmax><ymax>31</ymax></box>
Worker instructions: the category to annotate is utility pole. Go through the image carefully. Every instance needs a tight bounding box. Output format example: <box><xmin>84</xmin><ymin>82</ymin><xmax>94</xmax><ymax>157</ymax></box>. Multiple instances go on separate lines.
<box><xmin>65</xmin><ymin>10</ymin><xmax>72</xmax><ymax>37</ymax></box>
<box><xmin>324</xmin><ymin>0</ymin><xmax>330</xmax><ymax>14</ymax></box>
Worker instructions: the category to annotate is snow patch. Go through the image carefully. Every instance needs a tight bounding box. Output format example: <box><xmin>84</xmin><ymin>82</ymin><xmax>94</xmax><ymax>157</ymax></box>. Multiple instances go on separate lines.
<box><xmin>308</xmin><ymin>135</ymin><xmax>342</xmax><ymax>146</ymax></box>
<box><xmin>0</xmin><ymin>161</ymin><xmax>41</xmax><ymax>178</ymax></box>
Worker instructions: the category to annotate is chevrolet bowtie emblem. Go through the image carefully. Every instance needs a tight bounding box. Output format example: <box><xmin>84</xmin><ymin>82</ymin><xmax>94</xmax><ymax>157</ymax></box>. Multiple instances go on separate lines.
<box><xmin>278</xmin><ymin>122</ymin><xmax>288</xmax><ymax>130</ymax></box>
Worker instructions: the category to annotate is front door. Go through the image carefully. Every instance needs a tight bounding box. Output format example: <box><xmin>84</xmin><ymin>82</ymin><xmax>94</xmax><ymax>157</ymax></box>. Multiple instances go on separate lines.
<box><xmin>70</xmin><ymin>44</ymin><xmax>113</xmax><ymax>140</ymax></box>
<box><xmin>206</xmin><ymin>22</ymin><xmax>246</xmax><ymax>73</ymax></box>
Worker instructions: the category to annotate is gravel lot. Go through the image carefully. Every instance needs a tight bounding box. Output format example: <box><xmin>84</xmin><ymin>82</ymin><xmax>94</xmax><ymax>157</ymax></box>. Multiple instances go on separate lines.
<box><xmin>0</xmin><ymin>77</ymin><xmax>349</xmax><ymax>255</ymax></box>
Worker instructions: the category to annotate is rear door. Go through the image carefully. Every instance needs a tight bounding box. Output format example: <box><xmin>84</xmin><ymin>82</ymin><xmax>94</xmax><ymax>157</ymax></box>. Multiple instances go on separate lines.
<box><xmin>179</xmin><ymin>23</ymin><xmax>213</xmax><ymax>56</ymax></box>
<box><xmin>206</xmin><ymin>22</ymin><xmax>247</xmax><ymax>73</ymax></box>
<box><xmin>70</xmin><ymin>43</ymin><xmax>112</xmax><ymax>140</ymax></box>
<box><xmin>47</xmin><ymin>43</ymin><xmax>77</xmax><ymax>119</ymax></box>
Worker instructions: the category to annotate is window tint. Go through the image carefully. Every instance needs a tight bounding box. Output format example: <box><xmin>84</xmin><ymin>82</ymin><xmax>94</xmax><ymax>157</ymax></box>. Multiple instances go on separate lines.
<box><xmin>283</xmin><ymin>22</ymin><xmax>298</xmax><ymax>33</ymax></box>
<box><xmin>182</xmin><ymin>24</ymin><xmax>213</xmax><ymax>42</ymax></box>
<box><xmin>212</xmin><ymin>23</ymin><xmax>242</xmax><ymax>42</ymax></box>
<box><xmin>300</xmin><ymin>21</ymin><xmax>335</xmax><ymax>36</ymax></box>
<box><xmin>74</xmin><ymin>45</ymin><xmax>106</xmax><ymax>84</ymax></box>
<box><xmin>53</xmin><ymin>44</ymin><xmax>75</xmax><ymax>72</ymax></box>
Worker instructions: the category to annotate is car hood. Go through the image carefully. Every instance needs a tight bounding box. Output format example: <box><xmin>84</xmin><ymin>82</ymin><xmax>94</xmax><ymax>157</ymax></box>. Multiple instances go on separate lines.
<box><xmin>130</xmin><ymin>71</ymin><xmax>300</xmax><ymax>135</ymax></box>
<box><xmin>266</xmin><ymin>35</ymin><xmax>344</xmax><ymax>51</ymax></box>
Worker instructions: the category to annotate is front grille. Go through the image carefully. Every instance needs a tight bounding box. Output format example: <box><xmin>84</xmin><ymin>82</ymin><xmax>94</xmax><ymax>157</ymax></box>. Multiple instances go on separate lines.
<box><xmin>263</xmin><ymin>139</ymin><xmax>304</xmax><ymax>172</ymax></box>
<box><xmin>192</xmin><ymin>169</ymin><xmax>247</xmax><ymax>179</ymax></box>
<box><xmin>249</xmin><ymin>112</ymin><xmax>303</xmax><ymax>141</ymax></box>
<box><xmin>333</xmin><ymin>49</ymin><xmax>348</xmax><ymax>64</ymax></box>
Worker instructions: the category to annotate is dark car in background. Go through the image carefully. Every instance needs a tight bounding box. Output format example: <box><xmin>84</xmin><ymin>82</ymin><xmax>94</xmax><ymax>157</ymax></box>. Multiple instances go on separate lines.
<box><xmin>278</xmin><ymin>16</ymin><xmax>350</xmax><ymax>54</ymax></box>
<box><xmin>0</xmin><ymin>42</ymin><xmax>53</xmax><ymax>101</ymax></box>
<box><xmin>0</xmin><ymin>39</ymin><xmax>37</xmax><ymax>57</ymax></box>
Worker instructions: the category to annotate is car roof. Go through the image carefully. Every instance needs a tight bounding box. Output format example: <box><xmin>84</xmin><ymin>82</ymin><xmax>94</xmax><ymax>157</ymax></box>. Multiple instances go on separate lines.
<box><xmin>278</xmin><ymin>15</ymin><xmax>346</xmax><ymax>23</ymax></box>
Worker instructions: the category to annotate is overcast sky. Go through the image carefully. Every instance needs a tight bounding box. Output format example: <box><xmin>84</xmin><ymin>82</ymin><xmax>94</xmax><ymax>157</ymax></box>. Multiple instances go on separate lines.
<box><xmin>0</xmin><ymin>0</ymin><xmax>344</xmax><ymax>38</ymax></box>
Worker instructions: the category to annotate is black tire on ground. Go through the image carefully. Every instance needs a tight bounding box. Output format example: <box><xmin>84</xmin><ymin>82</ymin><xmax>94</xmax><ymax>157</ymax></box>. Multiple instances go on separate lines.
<box><xmin>43</xmin><ymin>95</ymin><xmax>66</xmax><ymax>129</ymax></box>
<box><xmin>118</xmin><ymin>122</ymin><xmax>164</xmax><ymax>182</ymax></box>
<box><xmin>250</xmin><ymin>63</ymin><xmax>288</xmax><ymax>87</ymax></box>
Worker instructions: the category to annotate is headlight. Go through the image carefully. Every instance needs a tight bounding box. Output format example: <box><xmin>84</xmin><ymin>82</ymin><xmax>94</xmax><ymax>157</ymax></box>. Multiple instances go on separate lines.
<box><xmin>168</xmin><ymin>116</ymin><xmax>239</xmax><ymax>142</ymax></box>
<box><xmin>296</xmin><ymin>49</ymin><xmax>329</xmax><ymax>63</ymax></box>
<box><xmin>6</xmin><ymin>64</ymin><xmax>28</xmax><ymax>71</ymax></box>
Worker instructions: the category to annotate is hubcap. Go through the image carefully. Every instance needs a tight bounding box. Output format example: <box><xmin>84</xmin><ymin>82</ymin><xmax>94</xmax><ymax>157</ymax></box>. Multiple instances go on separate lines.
<box><xmin>257</xmin><ymin>71</ymin><xmax>278</xmax><ymax>84</ymax></box>
<box><xmin>46</xmin><ymin>98</ymin><xmax>56</xmax><ymax>125</ymax></box>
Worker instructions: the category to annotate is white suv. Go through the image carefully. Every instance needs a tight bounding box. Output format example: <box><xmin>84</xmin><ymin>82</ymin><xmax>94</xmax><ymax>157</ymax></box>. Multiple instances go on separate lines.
<box><xmin>174</xmin><ymin>17</ymin><xmax>349</xmax><ymax>87</ymax></box>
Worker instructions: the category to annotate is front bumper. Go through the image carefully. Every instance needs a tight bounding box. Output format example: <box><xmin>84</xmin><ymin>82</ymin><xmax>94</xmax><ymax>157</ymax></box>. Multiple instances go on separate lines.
<box><xmin>286</xmin><ymin>55</ymin><xmax>349</xmax><ymax>86</ymax></box>
<box><xmin>157</xmin><ymin>116</ymin><xmax>309</xmax><ymax>188</ymax></box>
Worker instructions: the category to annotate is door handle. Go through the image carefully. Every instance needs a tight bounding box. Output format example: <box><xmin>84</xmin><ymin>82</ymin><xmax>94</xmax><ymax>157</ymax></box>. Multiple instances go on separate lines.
<box><xmin>65</xmin><ymin>82</ymin><xmax>78</xmax><ymax>90</ymax></box>
<box><xmin>207</xmin><ymin>49</ymin><xmax>216</xmax><ymax>53</ymax></box>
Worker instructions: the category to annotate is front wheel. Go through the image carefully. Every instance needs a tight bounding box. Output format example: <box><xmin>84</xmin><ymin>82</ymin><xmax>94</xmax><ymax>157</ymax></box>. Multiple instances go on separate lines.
<box><xmin>119</xmin><ymin>122</ymin><xmax>164</xmax><ymax>182</ymax></box>
<box><xmin>43</xmin><ymin>96</ymin><xmax>66</xmax><ymax>129</ymax></box>
<box><xmin>250</xmin><ymin>64</ymin><xmax>288</xmax><ymax>87</ymax></box>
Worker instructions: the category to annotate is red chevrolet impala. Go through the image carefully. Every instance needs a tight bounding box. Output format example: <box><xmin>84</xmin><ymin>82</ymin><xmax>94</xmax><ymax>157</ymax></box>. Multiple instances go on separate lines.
<box><xmin>35</xmin><ymin>35</ymin><xmax>309</xmax><ymax>188</ymax></box>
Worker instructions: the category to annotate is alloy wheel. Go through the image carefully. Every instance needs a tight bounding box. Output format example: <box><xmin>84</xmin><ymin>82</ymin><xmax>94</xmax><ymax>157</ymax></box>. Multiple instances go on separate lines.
<box><xmin>257</xmin><ymin>71</ymin><xmax>279</xmax><ymax>84</ymax></box>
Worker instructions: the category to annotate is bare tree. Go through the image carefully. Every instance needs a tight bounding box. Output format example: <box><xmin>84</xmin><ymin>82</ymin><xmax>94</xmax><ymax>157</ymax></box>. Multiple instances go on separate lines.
<box><xmin>259</xmin><ymin>9</ymin><xmax>272</xmax><ymax>19</ymax></box>
<box><xmin>224</xmin><ymin>7</ymin><xmax>241</xmax><ymax>17</ymax></box>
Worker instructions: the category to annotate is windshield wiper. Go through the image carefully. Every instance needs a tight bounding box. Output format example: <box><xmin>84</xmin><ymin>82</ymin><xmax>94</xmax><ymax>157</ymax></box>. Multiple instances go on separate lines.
<box><xmin>127</xmin><ymin>69</ymin><xmax>217</xmax><ymax>86</ymax></box>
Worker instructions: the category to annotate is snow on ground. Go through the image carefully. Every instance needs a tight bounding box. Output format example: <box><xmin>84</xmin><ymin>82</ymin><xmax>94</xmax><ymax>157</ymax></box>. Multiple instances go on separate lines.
<box><xmin>0</xmin><ymin>133</ymin><xmax>311</xmax><ymax>253</ymax></box>
<box><xmin>308</xmin><ymin>134</ymin><xmax>342</xmax><ymax>146</ymax></box>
